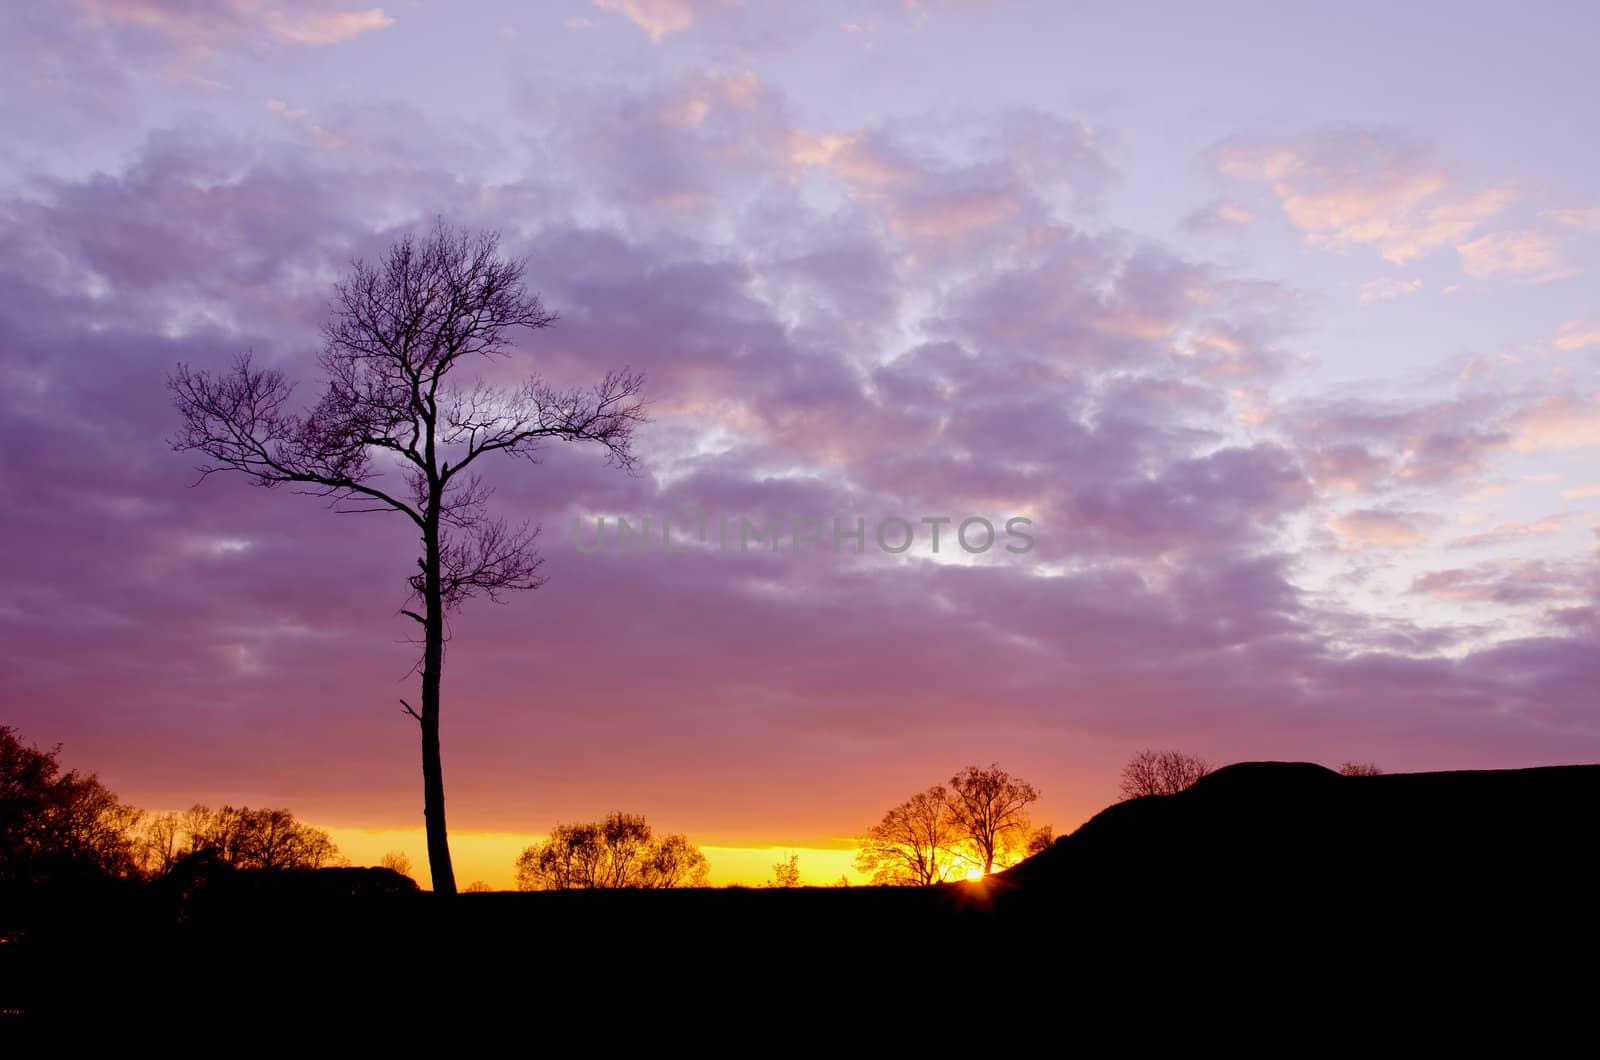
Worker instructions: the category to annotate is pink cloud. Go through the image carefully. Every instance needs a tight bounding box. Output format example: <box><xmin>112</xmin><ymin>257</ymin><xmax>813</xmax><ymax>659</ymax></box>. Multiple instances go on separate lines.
<box><xmin>594</xmin><ymin>0</ymin><xmax>716</xmax><ymax>42</ymax></box>
<box><xmin>1413</xmin><ymin>562</ymin><xmax>1574</xmax><ymax>604</ymax></box>
<box><xmin>1513</xmin><ymin>393</ymin><xmax>1600</xmax><ymax>451</ymax></box>
<box><xmin>1543</xmin><ymin>206</ymin><xmax>1600</xmax><ymax>232</ymax></box>
<box><xmin>1457</xmin><ymin>229</ymin><xmax>1564</xmax><ymax>279</ymax></box>
<box><xmin>1555</xmin><ymin>319</ymin><xmax>1600</xmax><ymax>350</ymax></box>
<box><xmin>1358</xmin><ymin>277</ymin><xmax>1423</xmax><ymax>303</ymax></box>
<box><xmin>1451</xmin><ymin>512</ymin><xmax>1583</xmax><ymax>549</ymax></box>
<box><xmin>72</xmin><ymin>0</ymin><xmax>394</xmax><ymax>52</ymax></box>
<box><xmin>1214</xmin><ymin>129</ymin><xmax>1513</xmax><ymax>264</ymax></box>
<box><xmin>1327</xmin><ymin>509</ymin><xmax>1434</xmax><ymax>549</ymax></box>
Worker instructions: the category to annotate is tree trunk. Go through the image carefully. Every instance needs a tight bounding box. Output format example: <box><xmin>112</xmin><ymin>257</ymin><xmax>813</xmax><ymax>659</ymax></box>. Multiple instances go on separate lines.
<box><xmin>421</xmin><ymin>520</ymin><xmax>457</xmax><ymax>895</ymax></box>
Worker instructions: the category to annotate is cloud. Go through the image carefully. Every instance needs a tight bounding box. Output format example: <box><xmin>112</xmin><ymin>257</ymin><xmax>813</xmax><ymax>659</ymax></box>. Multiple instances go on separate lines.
<box><xmin>72</xmin><ymin>0</ymin><xmax>395</xmax><ymax>53</ymax></box>
<box><xmin>1326</xmin><ymin>509</ymin><xmax>1434</xmax><ymax>550</ymax></box>
<box><xmin>263</xmin><ymin>7</ymin><xmax>393</xmax><ymax>45</ymax></box>
<box><xmin>1412</xmin><ymin>559</ymin><xmax>1586</xmax><ymax>605</ymax></box>
<box><xmin>1457</xmin><ymin>229</ymin><xmax>1563</xmax><ymax>279</ymax></box>
<box><xmin>592</xmin><ymin>0</ymin><xmax>699</xmax><ymax>42</ymax></box>
<box><xmin>1282</xmin><ymin>394</ymin><xmax>1511</xmax><ymax>488</ymax></box>
<box><xmin>1451</xmin><ymin>513</ymin><xmax>1582</xmax><ymax>549</ymax></box>
<box><xmin>1562</xmin><ymin>482</ymin><xmax>1600</xmax><ymax>500</ymax></box>
<box><xmin>1182</xmin><ymin>202</ymin><xmax>1255</xmax><ymax>232</ymax></box>
<box><xmin>1555</xmin><ymin>318</ymin><xmax>1600</xmax><ymax>351</ymax></box>
<box><xmin>1543</xmin><ymin>206</ymin><xmax>1600</xmax><ymax>232</ymax></box>
<box><xmin>1358</xmin><ymin>277</ymin><xmax>1422</xmax><ymax>303</ymax></box>
<box><xmin>1512</xmin><ymin>393</ymin><xmax>1600</xmax><ymax>451</ymax></box>
<box><xmin>1213</xmin><ymin>128</ymin><xmax>1512</xmax><ymax>264</ymax></box>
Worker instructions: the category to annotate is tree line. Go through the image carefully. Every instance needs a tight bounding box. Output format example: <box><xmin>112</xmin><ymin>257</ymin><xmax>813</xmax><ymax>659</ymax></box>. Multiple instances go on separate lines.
<box><xmin>5</xmin><ymin>725</ymin><xmax>1386</xmax><ymax>894</ymax></box>
<box><xmin>1</xmin><ymin>725</ymin><xmax>338</xmax><ymax>889</ymax></box>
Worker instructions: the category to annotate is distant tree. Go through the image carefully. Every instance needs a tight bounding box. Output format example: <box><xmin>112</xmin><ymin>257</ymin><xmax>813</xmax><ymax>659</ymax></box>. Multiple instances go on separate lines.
<box><xmin>380</xmin><ymin>850</ymin><xmax>414</xmax><ymax>878</ymax></box>
<box><xmin>855</xmin><ymin>786</ymin><xmax>962</xmax><ymax>886</ymax></box>
<box><xmin>0</xmin><ymin>725</ymin><xmax>143</xmax><ymax>886</ymax></box>
<box><xmin>1119</xmin><ymin>750</ymin><xmax>1211</xmax><ymax>800</ymax></box>
<box><xmin>187</xmin><ymin>805</ymin><xmax>339</xmax><ymax>870</ymax></box>
<box><xmin>515</xmin><ymin>812</ymin><xmax>708</xmax><ymax>890</ymax></box>
<box><xmin>945</xmin><ymin>764</ymin><xmax>1040</xmax><ymax>875</ymax></box>
<box><xmin>768</xmin><ymin>853</ymin><xmax>801</xmax><ymax>888</ymax></box>
<box><xmin>1025</xmin><ymin>825</ymin><xmax>1054</xmax><ymax>857</ymax></box>
<box><xmin>835</xmin><ymin>875</ymin><xmax>850</xmax><ymax>888</ymax></box>
<box><xmin>639</xmin><ymin>832</ymin><xmax>710</xmax><ymax>889</ymax></box>
<box><xmin>1339</xmin><ymin>762</ymin><xmax>1384</xmax><ymax>777</ymax></box>
<box><xmin>138</xmin><ymin>811</ymin><xmax>184</xmax><ymax>876</ymax></box>
<box><xmin>170</xmin><ymin>221</ymin><xmax>646</xmax><ymax>894</ymax></box>
<box><xmin>462</xmin><ymin>880</ymin><xmax>492</xmax><ymax>893</ymax></box>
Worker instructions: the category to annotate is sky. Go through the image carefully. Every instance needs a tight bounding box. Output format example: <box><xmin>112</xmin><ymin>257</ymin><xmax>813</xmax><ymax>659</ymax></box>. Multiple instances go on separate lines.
<box><xmin>1</xmin><ymin>0</ymin><xmax>1596</xmax><ymax>888</ymax></box>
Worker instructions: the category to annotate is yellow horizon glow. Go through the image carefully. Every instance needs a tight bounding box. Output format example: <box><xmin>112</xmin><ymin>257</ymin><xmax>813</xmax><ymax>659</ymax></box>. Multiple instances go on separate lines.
<box><xmin>319</xmin><ymin>825</ymin><xmax>866</xmax><ymax>890</ymax></box>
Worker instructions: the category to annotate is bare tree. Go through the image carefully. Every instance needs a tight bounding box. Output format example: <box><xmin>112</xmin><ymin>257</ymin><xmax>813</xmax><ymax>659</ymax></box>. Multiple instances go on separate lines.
<box><xmin>138</xmin><ymin>811</ymin><xmax>184</xmax><ymax>876</ymax></box>
<box><xmin>1339</xmin><ymin>762</ymin><xmax>1384</xmax><ymax>777</ymax></box>
<box><xmin>187</xmin><ymin>805</ymin><xmax>339</xmax><ymax>870</ymax></box>
<box><xmin>514</xmin><ymin>812</ymin><xmax>707</xmax><ymax>890</ymax></box>
<box><xmin>1118</xmin><ymin>750</ymin><xmax>1212</xmax><ymax>800</ymax></box>
<box><xmin>945</xmin><ymin>764</ymin><xmax>1040</xmax><ymax>876</ymax></box>
<box><xmin>767</xmin><ymin>852</ymin><xmax>800</xmax><ymax>888</ymax></box>
<box><xmin>639</xmin><ymin>832</ymin><xmax>710</xmax><ymax>889</ymax></box>
<box><xmin>854</xmin><ymin>786</ymin><xmax>962</xmax><ymax>886</ymax></box>
<box><xmin>379</xmin><ymin>850</ymin><xmax>413</xmax><ymax>878</ymax></box>
<box><xmin>1025</xmin><ymin>825</ymin><xmax>1054</xmax><ymax>857</ymax></box>
<box><xmin>170</xmin><ymin>221</ymin><xmax>646</xmax><ymax>895</ymax></box>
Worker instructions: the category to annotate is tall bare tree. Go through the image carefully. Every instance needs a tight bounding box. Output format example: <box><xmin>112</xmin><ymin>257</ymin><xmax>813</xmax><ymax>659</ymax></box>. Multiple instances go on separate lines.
<box><xmin>945</xmin><ymin>764</ymin><xmax>1040</xmax><ymax>876</ymax></box>
<box><xmin>170</xmin><ymin>221</ymin><xmax>646</xmax><ymax>894</ymax></box>
<box><xmin>1118</xmin><ymin>749</ymin><xmax>1212</xmax><ymax>800</ymax></box>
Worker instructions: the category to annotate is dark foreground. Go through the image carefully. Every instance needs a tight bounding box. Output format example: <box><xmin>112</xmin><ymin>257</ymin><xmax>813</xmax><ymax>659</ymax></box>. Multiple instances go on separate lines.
<box><xmin>5</xmin><ymin>762</ymin><xmax>1598</xmax><ymax>1027</ymax></box>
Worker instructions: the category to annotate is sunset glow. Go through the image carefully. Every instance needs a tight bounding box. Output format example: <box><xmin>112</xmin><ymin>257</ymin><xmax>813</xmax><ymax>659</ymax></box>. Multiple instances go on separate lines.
<box><xmin>2</xmin><ymin>2</ymin><xmax>1597</xmax><ymax>888</ymax></box>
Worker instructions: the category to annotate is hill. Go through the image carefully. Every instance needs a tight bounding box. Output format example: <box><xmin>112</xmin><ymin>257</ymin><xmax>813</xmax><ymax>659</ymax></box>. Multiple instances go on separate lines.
<box><xmin>982</xmin><ymin>761</ymin><xmax>1600</xmax><ymax>946</ymax></box>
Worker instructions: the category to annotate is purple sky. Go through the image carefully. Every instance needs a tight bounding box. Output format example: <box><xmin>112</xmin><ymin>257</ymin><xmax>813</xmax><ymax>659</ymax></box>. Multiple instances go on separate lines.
<box><xmin>2</xmin><ymin>1</ymin><xmax>1596</xmax><ymax>874</ymax></box>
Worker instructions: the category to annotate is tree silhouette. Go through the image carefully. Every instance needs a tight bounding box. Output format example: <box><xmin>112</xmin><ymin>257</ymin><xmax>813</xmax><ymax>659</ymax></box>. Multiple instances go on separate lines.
<box><xmin>1025</xmin><ymin>825</ymin><xmax>1054</xmax><ymax>857</ymax></box>
<box><xmin>1339</xmin><ymin>762</ymin><xmax>1383</xmax><ymax>776</ymax></box>
<box><xmin>854</xmin><ymin>786</ymin><xmax>961</xmax><ymax>886</ymax></box>
<box><xmin>138</xmin><ymin>811</ymin><xmax>184</xmax><ymax>876</ymax></box>
<box><xmin>945</xmin><ymin>764</ymin><xmax>1040</xmax><ymax>876</ymax></box>
<box><xmin>379</xmin><ymin>850</ymin><xmax>413</xmax><ymax>878</ymax></box>
<box><xmin>514</xmin><ymin>812</ymin><xmax>708</xmax><ymax>889</ymax></box>
<box><xmin>185</xmin><ymin>805</ymin><xmax>339</xmax><ymax>870</ymax></box>
<box><xmin>768</xmin><ymin>852</ymin><xmax>800</xmax><ymax>888</ymax></box>
<box><xmin>170</xmin><ymin>221</ymin><xmax>646</xmax><ymax>894</ymax></box>
<box><xmin>1118</xmin><ymin>750</ymin><xmax>1211</xmax><ymax>800</ymax></box>
<box><xmin>0</xmin><ymin>726</ymin><xmax>143</xmax><ymax>886</ymax></box>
